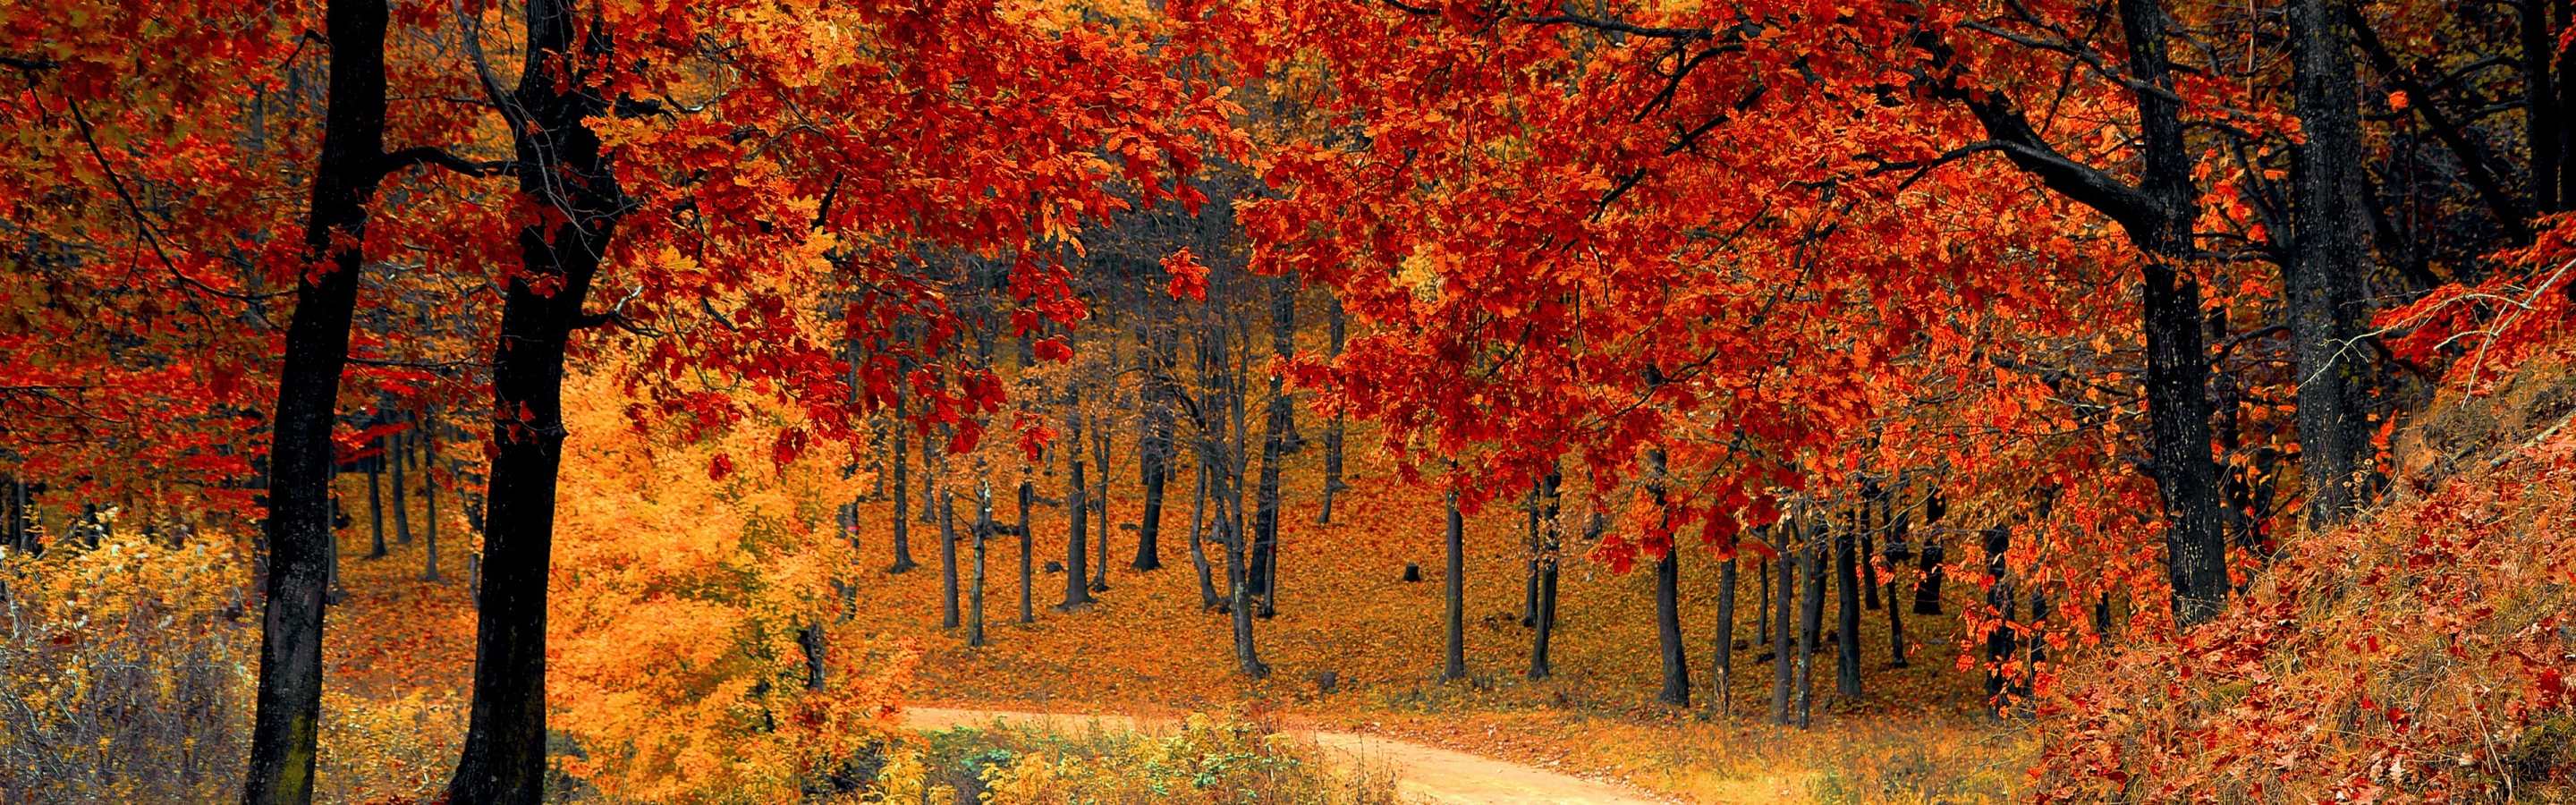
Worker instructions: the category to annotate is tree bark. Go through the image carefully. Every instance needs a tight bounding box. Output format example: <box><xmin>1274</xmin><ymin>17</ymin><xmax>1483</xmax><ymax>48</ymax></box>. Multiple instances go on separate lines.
<box><xmin>969</xmin><ymin>481</ymin><xmax>990</xmax><ymax>647</ymax></box>
<box><xmin>888</xmin><ymin>372</ymin><xmax>918</xmax><ymax>573</ymax></box>
<box><xmin>1248</xmin><ymin>279</ymin><xmax>1294</xmax><ymax>616</ymax></box>
<box><xmin>1189</xmin><ymin>458</ymin><xmax>1219</xmax><ymax>610</ymax></box>
<box><xmin>1315</xmin><ymin>295</ymin><xmax>1347</xmax><ymax>525</ymax></box>
<box><xmin>423</xmin><ymin>410</ymin><xmax>442</xmax><ymax>582</ymax></box>
<box><xmin>1795</xmin><ymin>520</ymin><xmax>1826</xmax><ymax>729</ymax></box>
<box><xmin>1835</xmin><ymin>507</ymin><xmax>1862</xmax><ymax>699</ymax></box>
<box><xmin>445</xmin><ymin>1</ymin><xmax>623</xmax><ymax>796</ymax></box>
<box><xmin>2289</xmin><ymin>0</ymin><xmax>2378</xmax><ymax>530</ymax></box>
<box><xmin>1983</xmin><ymin>528</ymin><xmax>2021</xmax><ymax>714</ymax></box>
<box><xmin>1135</xmin><ymin>328</ymin><xmax>1172</xmax><ymax>571</ymax></box>
<box><xmin>1016</xmin><ymin>478</ymin><xmax>1033</xmax><ymax>623</ymax></box>
<box><xmin>1442</xmin><ymin>483</ymin><xmax>1466</xmax><ymax>682</ymax></box>
<box><xmin>2529</xmin><ymin>0</ymin><xmax>2563</xmax><ymax>214</ymax></box>
<box><xmin>244</xmin><ymin>0</ymin><xmax>400</xmax><ymax>797</ymax></box>
<box><xmin>391</xmin><ymin>428</ymin><xmax>411</xmax><ymax>546</ymax></box>
<box><xmin>1651</xmin><ymin>453</ymin><xmax>1688</xmax><ymax>708</ymax></box>
<box><xmin>939</xmin><ymin>476</ymin><xmax>959</xmax><ymax>629</ymax></box>
<box><xmin>1521</xmin><ymin>481</ymin><xmax>1540</xmax><ymax>627</ymax></box>
<box><xmin>1711</xmin><ymin>547</ymin><xmax>1737</xmax><ymax>719</ymax></box>
<box><xmin>1526</xmin><ymin>471</ymin><xmax>1562</xmax><ymax>680</ymax></box>
<box><xmin>366</xmin><ymin>452</ymin><xmax>386</xmax><ymax>559</ymax></box>
<box><xmin>1060</xmin><ymin>402</ymin><xmax>1094</xmax><ymax>611</ymax></box>
<box><xmin>1769</xmin><ymin>522</ymin><xmax>1794</xmax><ymax>725</ymax></box>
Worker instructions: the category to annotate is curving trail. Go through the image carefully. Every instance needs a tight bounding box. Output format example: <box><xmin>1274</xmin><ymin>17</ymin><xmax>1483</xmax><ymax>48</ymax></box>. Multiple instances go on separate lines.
<box><xmin>900</xmin><ymin>707</ymin><xmax>1670</xmax><ymax>805</ymax></box>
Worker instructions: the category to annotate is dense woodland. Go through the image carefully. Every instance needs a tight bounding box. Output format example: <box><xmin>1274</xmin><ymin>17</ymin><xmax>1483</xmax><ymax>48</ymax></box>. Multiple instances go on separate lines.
<box><xmin>2</xmin><ymin>0</ymin><xmax>2574</xmax><ymax>802</ymax></box>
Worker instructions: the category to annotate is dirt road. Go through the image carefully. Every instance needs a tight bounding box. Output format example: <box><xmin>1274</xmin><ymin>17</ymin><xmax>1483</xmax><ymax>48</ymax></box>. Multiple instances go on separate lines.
<box><xmin>900</xmin><ymin>707</ymin><xmax>1671</xmax><ymax>805</ymax></box>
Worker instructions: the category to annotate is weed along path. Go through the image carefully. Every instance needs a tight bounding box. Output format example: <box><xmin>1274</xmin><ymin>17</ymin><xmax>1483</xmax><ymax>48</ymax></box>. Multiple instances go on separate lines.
<box><xmin>900</xmin><ymin>708</ymin><xmax>1672</xmax><ymax>804</ymax></box>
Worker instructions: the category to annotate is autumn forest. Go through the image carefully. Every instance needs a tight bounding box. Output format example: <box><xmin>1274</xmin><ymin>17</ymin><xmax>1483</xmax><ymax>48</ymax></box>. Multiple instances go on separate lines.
<box><xmin>4</xmin><ymin>0</ymin><xmax>2574</xmax><ymax>802</ymax></box>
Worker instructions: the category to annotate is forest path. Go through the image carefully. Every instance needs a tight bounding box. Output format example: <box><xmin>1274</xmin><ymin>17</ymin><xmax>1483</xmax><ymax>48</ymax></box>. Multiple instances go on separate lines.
<box><xmin>900</xmin><ymin>707</ymin><xmax>1674</xmax><ymax>804</ymax></box>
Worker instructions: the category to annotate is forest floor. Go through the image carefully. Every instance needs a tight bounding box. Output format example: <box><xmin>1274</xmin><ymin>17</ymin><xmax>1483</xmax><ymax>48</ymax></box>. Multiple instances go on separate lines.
<box><xmin>903</xmin><ymin>707</ymin><xmax>1669</xmax><ymax>804</ymax></box>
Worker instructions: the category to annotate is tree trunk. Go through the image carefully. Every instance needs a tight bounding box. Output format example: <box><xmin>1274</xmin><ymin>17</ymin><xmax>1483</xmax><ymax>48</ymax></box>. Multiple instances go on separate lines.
<box><xmin>244</xmin><ymin>0</ymin><xmax>400</xmax><ymax>796</ymax></box>
<box><xmin>1795</xmin><ymin>521</ymin><xmax>1826</xmax><ymax>729</ymax></box>
<box><xmin>445</xmin><ymin>3</ymin><xmax>623</xmax><ymax>796</ymax></box>
<box><xmin>1711</xmin><ymin>548</ymin><xmax>1737</xmax><ymax>719</ymax></box>
<box><xmin>2529</xmin><ymin>0</ymin><xmax>2563</xmax><ymax>214</ymax></box>
<box><xmin>2289</xmin><ymin>0</ymin><xmax>2378</xmax><ymax>530</ymax></box>
<box><xmin>366</xmin><ymin>453</ymin><xmax>386</xmax><ymax>559</ymax></box>
<box><xmin>1527</xmin><ymin>471</ymin><xmax>1561</xmax><ymax>680</ymax></box>
<box><xmin>1770</xmin><ymin>521</ymin><xmax>1795</xmax><ymax>725</ymax></box>
<box><xmin>1983</xmin><ymin>528</ymin><xmax>2020</xmax><ymax>714</ymax></box>
<box><xmin>1017</xmin><ymin>479</ymin><xmax>1033</xmax><ymax>624</ymax></box>
<box><xmin>423</xmin><ymin>410</ymin><xmax>442</xmax><ymax>583</ymax></box>
<box><xmin>1835</xmin><ymin>510</ymin><xmax>1863</xmax><ymax>699</ymax></box>
<box><xmin>1885</xmin><ymin>505</ymin><xmax>1907</xmax><ymax>668</ymax></box>
<box><xmin>969</xmin><ymin>481</ymin><xmax>989</xmax><ymax>647</ymax></box>
<box><xmin>1089</xmin><ymin>422</ymin><xmax>1112</xmax><ymax>593</ymax></box>
<box><xmin>1442</xmin><ymin>483</ymin><xmax>1466</xmax><ymax>682</ymax></box>
<box><xmin>1189</xmin><ymin>459</ymin><xmax>1218</xmax><ymax>610</ymax></box>
<box><xmin>1248</xmin><ymin>281</ymin><xmax>1293</xmax><ymax>616</ymax></box>
<box><xmin>1314</xmin><ymin>293</ymin><xmax>1347</xmax><ymax>526</ymax></box>
<box><xmin>391</xmin><ymin>428</ymin><xmax>411</xmax><ymax>546</ymax></box>
<box><xmin>1135</xmin><ymin>328</ymin><xmax>1172</xmax><ymax>571</ymax></box>
<box><xmin>940</xmin><ymin>467</ymin><xmax>959</xmax><ymax>630</ymax></box>
<box><xmin>888</xmin><ymin>378</ymin><xmax>917</xmax><ymax>573</ymax></box>
<box><xmin>918</xmin><ymin>427</ymin><xmax>936</xmax><ymax>524</ymax></box>
<box><xmin>1521</xmin><ymin>481</ymin><xmax>1540</xmax><ymax>627</ymax></box>
<box><xmin>1061</xmin><ymin>402</ymin><xmax>1094</xmax><ymax>611</ymax></box>
<box><xmin>1651</xmin><ymin>452</ymin><xmax>1688</xmax><ymax>708</ymax></box>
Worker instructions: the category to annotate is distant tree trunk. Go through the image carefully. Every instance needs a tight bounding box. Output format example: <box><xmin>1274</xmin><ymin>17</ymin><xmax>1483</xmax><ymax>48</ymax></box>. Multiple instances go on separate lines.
<box><xmin>918</xmin><ymin>428</ymin><xmax>937</xmax><ymax>524</ymax></box>
<box><xmin>1061</xmin><ymin>403</ymin><xmax>1094</xmax><ymax>611</ymax></box>
<box><xmin>1796</xmin><ymin>517</ymin><xmax>1826</xmax><ymax>728</ymax></box>
<box><xmin>1711</xmin><ymin>547</ymin><xmax>1738</xmax><ymax>719</ymax></box>
<box><xmin>1135</xmin><ymin>328</ymin><xmax>1172</xmax><ymax>571</ymax></box>
<box><xmin>1651</xmin><ymin>451</ymin><xmax>1688</xmax><ymax>708</ymax></box>
<box><xmin>391</xmin><ymin>428</ymin><xmax>411</xmax><ymax>547</ymax></box>
<box><xmin>1521</xmin><ymin>481</ymin><xmax>1540</xmax><ymax>627</ymax></box>
<box><xmin>1189</xmin><ymin>461</ymin><xmax>1219</xmax><ymax>610</ymax></box>
<box><xmin>366</xmin><ymin>451</ymin><xmax>387</xmax><ymax>559</ymax></box>
<box><xmin>1527</xmin><ymin>470</ymin><xmax>1562</xmax><ymax>679</ymax></box>
<box><xmin>969</xmin><ymin>481</ymin><xmax>990</xmax><ymax>648</ymax></box>
<box><xmin>1771</xmin><ymin>523</ymin><xmax>1795</xmax><ymax>724</ymax></box>
<box><xmin>1983</xmin><ymin>528</ymin><xmax>2019</xmax><ymax>714</ymax></box>
<box><xmin>939</xmin><ymin>475</ymin><xmax>959</xmax><ymax>630</ymax></box>
<box><xmin>1757</xmin><ymin>551</ymin><xmax>1771</xmax><ymax>648</ymax></box>
<box><xmin>1885</xmin><ymin>502</ymin><xmax>1908</xmax><ymax>668</ymax></box>
<box><xmin>888</xmin><ymin>380</ymin><xmax>917</xmax><ymax>573</ymax></box>
<box><xmin>1442</xmin><ymin>483</ymin><xmax>1466</xmax><ymax>682</ymax></box>
<box><xmin>1089</xmin><ymin>422</ymin><xmax>1112</xmax><ymax>594</ymax></box>
<box><xmin>1314</xmin><ymin>295</ymin><xmax>1348</xmax><ymax>526</ymax></box>
<box><xmin>1835</xmin><ymin>507</ymin><xmax>1863</xmax><ymax>699</ymax></box>
<box><xmin>1913</xmin><ymin>488</ymin><xmax>1946</xmax><ymax>615</ymax></box>
<box><xmin>1858</xmin><ymin>490</ymin><xmax>1879</xmax><ymax>611</ymax></box>
<box><xmin>1248</xmin><ymin>279</ymin><xmax>1294</xmax><ymax>616</ymax></box>
<box><xmin>422</xmin><ymin>411</ymin><xmax>443</xmax><ymax>583</ymax></box>
<box><xmin>798</xmin><ymin>623</ymin><xmax>826</xmax><ymax>691</ymax></box>
<box><xmin>2527</xmin><ymin>0</ymin><xmax>2563</xmax><ymax>214</ymax></box>
<box><xmin>1016</xmin><ymin>479</ymin><xmax>1033</xmax><ymax>624</ymax></box>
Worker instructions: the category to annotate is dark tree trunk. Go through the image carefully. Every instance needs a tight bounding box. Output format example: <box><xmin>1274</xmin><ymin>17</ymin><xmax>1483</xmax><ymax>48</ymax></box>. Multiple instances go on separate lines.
<box><xmin>1885</xmin><ymin>504</ymin><xmax>1907</xmax><ymax>668</ymax></box>
<box><xmin>1711</xmin><ymin>548</ymin><xmax>1737</xmax><ymax>719</ymax></box>
<box><xmin>1769</xmin><ymin>524</ymin><xmax>1794</xmax><ymax>725</ymax></box>
<box><xmin>1314</xmin><ymin>295</ymin><xmax>1347</xmax><ymax>526</ymax></box>
<box><xmin>2529</xmin><ymin>0</ymin><xmax>2563</xmax><ymax>213</ymax></box>
<box><xmin>1248</xmin><ymin>280</ymin><xmax>1293</xmax><ymax>616</ymax></box>
<box><xmin>798</xmin><ymin>623</ymin><xmax>826</xmax><ymax>691</ymax></box>
<box><xmin>366</xmin><ymin>454</ymin><xmax>386</xmax><ymax>559</ymax></box>
<box><xmin>2289</xmin><ymin>0</ymin><xmax>2377</xmax><ymax>530</ymax></box>
<box><xmin>1060</xmin><ymin>403</ymin><xmax>1094</xmax><ymax>611</ymax></box>
<box><xmin>1651</xmin><ymin>453</ymin><xmax>1688</xmax><ymax>708</ymax></box>
<box><xmin>918</xmin><ymin>427</ymin><xmax>936</xmax><ymax>524</ymax></box>
<box><xmin>1795</xmin><ymin>521</ymin><xmax>1826</xmax><ymax>729</ymax></box>
<box><xmin>1962</xmin><ymin>0</ymin><xmax>2227</xmax><ymax>626</ymax></box>
<box><xmin>940</xmin><ymin>472</ymin><xmax>959</xmax><ymax>630</ymax></box>
<box><xmin>1089</xmin><ymin>422</ymin><xmax>1111</xmax><ymax>594</ymax></box>
<box><xmin>1135</xmin><ymin>328</ymin><xmax>1173</xmax><ymax>571</ymax></box>
<box><xmin>1016</xmin><ymin>479</ymin><xmax>1033</xmax><ymax>624</ymax></box>
<box><xmin>1442</xmin><ymin>484</ymin><xmax>1466</xmax><ymax>682</ymax></box>
<box><xmin>423</xmin><ymin>411</ymin><xmax>442</xmax><ymax>583</ymax></box>
<box><xmin>391</xmin><ymin>428</ymin><xmax>411</xmax><ymax>546</ymax></box>
<box><xmin>1835</xmin><ymin>510</ymin><xmax>1862</xmax><ymax>699</ymax></box>
<box><xmin>1521</xmin><ymin>482</ymin><xmax>1540</xmax><ymax>627</ymax></box>
<box><xmin>1757</xmin><ymin>552</ymin><xmax>1771</xmax><ymax>648</ymax></box>
<box><xmin>888</xmin><ymin>378</ymin><xmax>917</xmax><ymax>573</ymax></box>
<box><xmin>1189</xmin><ymin>460</ymin><xmax>1219</xmax><ymax>610</ymax></box>
<box><xmin>244</xmin><ymin>0</ymin><xmax>401</xmax><ymax>796</ymax></box>
<box><xmin>969</xmin><ymin>483</ymin><xmax>989</xmax><ymax>647</ymax></box>
<box><xmin>1983</xmin><ymin>529</ymin><xmax>2021</xmax><ymax>714</ymax></box>
<box><xmin>445</xmin><ymin>2</ymin><xmax>623</xmax><ymax>797</ymax></box>
<box><xmin>1527</xmin><ymin>471</ymin><xmax>1562</xmax><ymax>680</ymax></box>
